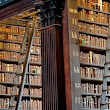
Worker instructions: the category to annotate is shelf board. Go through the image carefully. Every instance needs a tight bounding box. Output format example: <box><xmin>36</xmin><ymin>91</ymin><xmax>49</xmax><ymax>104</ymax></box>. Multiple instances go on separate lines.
<box><xmin>0</xmin><ymin>58</ymin><xmax>18</xmax><ymax>63</ymax></box>
<box><xmin>23</xmin><ymin>95</ymin><xmax>42</xmax><ymax>99</ymax></box>
<box><xmin>0</xmin><ymin>82</ymin><xmax>42</xmax><ymax>88</ymax></box>
<box><xmin>79</xmin><ymin>19</ymin><xmax>108</xmax><ymax>27</ymax></box>
<box><xmin>0</xmin><ymin>70</ymin><xmax>16</xmax><ymax>73</ymax></box>
<box><xmin>0</xmin><ymin>94</ymin><xmax>42</xmax><ymax>99</ymax></box>
<box><xmin>29</xmin><ymin>62</ymin><xmax>42</xmax><ymax>66</ymax></box>
<box><xmin>0</xmin><ymin>58</ymin><xmax>42</xmax><ymax>65</ymax></box>
<box><xmin>78</xmin><ymin>6</ymin><xmax>110</xmax><ymax>15</ymax></box>
<box><xmin>106</xmin><ymin>94</ymin><xmax>110</xmax><ymax>97</ymax></box>
<box><xmin>0</xmin><ymin>71</ymin><xmax>42</xmax><ymax>75</ymax></box>
<box><xmin>0</xmin><ymin>23</ymin><xmax>26</xmax><ymax>27</ymax></box>
<box><xmin>27</xmin><ymin>72</ymin><xmax>42</xmax><ymax>76</ymax></box>
<box><xmin>82</xmin><ymin>108</ymin><xmax>100</xmax><ymax>110</ymax></box>
<box><xmin>31</xmin><ymin>43</ymin><xmax>41</xmax><ymax>46</ymax></box>
<box><xmin>80</xmin><ymin>44</ymin><xmax>106</xmax><ymax>52</ymax></box>
<box><xmin>0</xmin><ymin>108</ymin><xmax>8</xmax><ymax>110</ymax></box>
<box><xmin>25</xmin><ymin>83</ymin><xmax>42</xmax><ymax>87</ymax></box>
<box><xmin>81</xmin><ymin>77</ymin><xmax>103</xmax><ymax>82</ymax></box>
<box><xmin>80</xmin><ymin>62</ymin><xmax>104</xmax><ymax>68</ymax></box>
<box><xmin>0</xmin><ymin>39</ymin><xmax>22</xmax><ymax>44</ymax></box>
<box><xmin>79</xmin><ymin>31</ymin><xmax>108</xmax><ymax>38</ymax></box>
<box><xmin>0</xmin><ymin>48</ymin><xmax>20</xmax><ymax>53</ymax></box>
<box><xmin>81</xmin><ymin>93</ymin><xmax>101</xmax><ymax>96</ymax></box>
<box><xmin>0</xmin><ymin>31</ymin><xmax>24</xmax><ymax>36</ymax></box>
<box><xmin>0</xmin><ymin>48</ymin><xmax>41</xmax><ymax>55</ymax></box>
<box><xmin>0</xmin><ymin>39</ymin><xmax>41</xmax><ymax>47</ymax></box>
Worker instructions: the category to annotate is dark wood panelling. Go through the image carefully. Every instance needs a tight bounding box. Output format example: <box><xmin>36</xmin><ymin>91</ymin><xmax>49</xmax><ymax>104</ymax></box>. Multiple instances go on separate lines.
<box><xmin>41</xmin><ymin>25</ymin><xmax>66</xmax><ymax>110</ymax></box>
<box><xmin>0</xmin><ymin>0</ymin><xmax>41</xmax><ymax>21</ymax></box>
<box><xmin>62</xmin><ymin>1</ymin><xmax>72</xmax><ymax>110</ymax></box>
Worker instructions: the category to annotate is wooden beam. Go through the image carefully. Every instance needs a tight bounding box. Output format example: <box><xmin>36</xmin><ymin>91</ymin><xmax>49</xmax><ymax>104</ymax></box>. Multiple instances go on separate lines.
<box><xmin>0</xmin><ymin>0</ymin><xmax>41</xmax><ymax>21</ymax></box>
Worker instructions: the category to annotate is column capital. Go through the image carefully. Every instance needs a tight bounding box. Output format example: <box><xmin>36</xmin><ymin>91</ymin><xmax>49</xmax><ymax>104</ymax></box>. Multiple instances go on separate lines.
<box><xmin>35</xmin><ymin>0</ymin><xmax>64</xmax><ymax>27</ymax></box>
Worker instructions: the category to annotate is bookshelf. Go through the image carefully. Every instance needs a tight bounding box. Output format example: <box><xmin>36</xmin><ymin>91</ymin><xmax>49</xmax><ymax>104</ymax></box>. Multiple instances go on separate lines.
<box><xmin>77</xmin><ymin>0</ymin><xmax>109</xmax><ymax>110</ymax></box>
<box><xmin>0</xmin><ymin>17</ymin><xmax>42</xmax><ymax>110</ymax></box>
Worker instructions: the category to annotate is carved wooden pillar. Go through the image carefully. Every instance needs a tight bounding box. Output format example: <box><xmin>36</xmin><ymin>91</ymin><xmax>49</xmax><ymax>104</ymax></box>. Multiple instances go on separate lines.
<box><xmin>36</xmin><ymin>1</ymin><xmax>66</xmax><ymax>110</ymax></box>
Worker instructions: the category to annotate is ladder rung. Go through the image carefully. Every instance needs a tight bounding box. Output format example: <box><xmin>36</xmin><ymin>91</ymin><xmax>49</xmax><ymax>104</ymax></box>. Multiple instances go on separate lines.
<box><xmin>18</xmin><ymin>60</ymin><xmax>24</xmax><ymax>64</ymax></box>
<box><xmin>104</xmin><ymin>75</ymin><xmax>110</xmax><ymax>77</ymax></box>
<box><xmin>106</xmin><ymin>102</ymin><xmax>110</xmax><ymax>104</ymax></box>
<box><xmin>20</xmin><ymin>52</ymin><xmax>26</xmax><ymax>54</ymax></box>
<box><xmin>105</xmin><ymin>62</ymin><xmax>110</xmax><ymax>64</ymax></box>
<box><xmin>16</xmin><ymin>73</ymin><xmax>23</xmax><ymax>75</ymax></box>
<box><xmin>11</xmin><ymin>95</ymin><xmax>17</xmax><ymax>97</ymax></box>
<box><xmin>102</xmin><ymin>88</ymin><xmax>110</xmax><ymax>91</ymax></box>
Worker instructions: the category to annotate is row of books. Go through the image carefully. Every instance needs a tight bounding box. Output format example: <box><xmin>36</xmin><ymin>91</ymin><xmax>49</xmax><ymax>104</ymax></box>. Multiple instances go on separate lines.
<box><xmin>30</xmin><ymin>75</ymin><xmax>42</xmax><ymax>85</ymax></box>
<box><xmin>0</xmin><ymin>62</ymin><xmax>41</xmax><ymax>73</ymax></box>
<box><xmin>34</xmin><ymin>30</ymin><xmax>41</xmax><ymax>37</ymax></box>
<box><xmin>78</xmin><ymin>22</ymin><xmax>108</xmax><ymax>35</ymax></box>
<box><xmin>0</xmin><ymin>62</ymin><xmax>18</xmax><ymax>72</ymax></box>
<box><xmin>0</xmin><ymin>84</ymin><xmax>42</xmax><ymax>96</ymax></box>
<box><xmin>30</xmin><ymin>65</ymin><xmax>41</xmax><ymax>74</ymax></box>
<box><xmin>80</xmin><ymin>51</ymin><xmax>105</xmax><ymax>65</ymax></box>
<box><xmin>0</xmin><ymin>25</ymin><xmax>25</xmax><ymax>34</ymax></box>
<box><xmin>0</xmin><ymin>19</ymin><xmax>26</xmax><ymax>26</ymax></box>
<box><xmin>106</xmin><ymin>97</ymin><xmax>110</xmax><ymax>109</ymax></box>
<box><xmin>0</xmin><ymin>51</ymin><xmax>41</xmax><ymax>62</ymax></box>
<box><xmin>0</xmin><ymin>42</ymin><xmax>21</xmax><ymax>51</ymax></box>
<box><xmin>0</xmin><ymin>73</ymin><xmax>28</xmax><ymax>83</ymax></box>
<box><xmin>107</xmin><ymin>86</ymin><xmax>110</xmax><ymax>94</ymax></box>
<box><xmin>32</xmin><ymin>37</ymin><xmax>41</xmax><ymax>45</ymax></box>
<box><xmin>81</xmin><ymin>83</ymin><xmax>102</xmax><ymax>93</ymax></box>
<box><xmin>80</xmin><ymin>67</ymin><xmax>103</xmax><ymax>79</ymax></box>
<box><xmin>0</xmin><ymin>73</ymin><xmax>42</xmax><ymax>85</ymax></box>
<box><xmin>31</xmin><ymin>46</ymin><xmax>41</xmax><ymax>53</ymax></box>
<box><xmin>78</xmin><ymin>0</ymin><xmax>109</xmax><ymax>12</ymax></box>
<box><xmin>23</xmin><ymin>87</ymin><xmax>42</xmax><ymax>97</ymax></box>
<box><xmin>0</xmin><ymin>42</ymin><xmax>40</xmax><ymax>52</ymax></box>
<box><xmin>30</xmin><ymin>88</ymin><xmax>42</xmax><ymax>96</ymax></box>
<box><xmin>0</xmin><ymin>51</ymin><xmax>20</xmax><ymax>60</ymax></box>
<box><xmin>0</xmin><ymin>98</ymin><xmax>42</xmax><ymax>110</ymax></box>
<box><xmin>0</xmin><ymin>33</ymin><xmax>23</xmax><ymax>42</ymax></box>
<box><xmin>82</xmin><ymin>96</ymin><xmax>100</xmax><ymax>109</ymax></box>
<box><xmin>0</xmin><ymin>33</ymin><xmax>41</xmax><ymax>44</ymax></box>
<box><xmin>79</xmin><ymin>34</ymin><xmax>106</xmax><ymax>48</ymax></box>
<box><xmin>78</xmin><ymin>9</ymin><xmax>108</xmax><ymax>24</ymax></box>
<box><xmin>30</xmin><ymin>55</ymin><xmax>41</xmax><ymax>63</ymax></box>
<box><xmin>21</xmin><ymin>99</ymin><xmax>42</xmax><ymax>110</ymax></box>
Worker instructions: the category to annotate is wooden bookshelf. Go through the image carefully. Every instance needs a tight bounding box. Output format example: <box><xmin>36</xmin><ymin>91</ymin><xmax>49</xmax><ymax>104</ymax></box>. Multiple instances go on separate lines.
<box><xmin>0</xmin><ymin>17</ymin><xmax>42</xmax><ymax>110</ymax></box>
<box><xmin>77</xmin><ymin>0</ymin><xmax>109</xmax><ymax>109</ymax></box>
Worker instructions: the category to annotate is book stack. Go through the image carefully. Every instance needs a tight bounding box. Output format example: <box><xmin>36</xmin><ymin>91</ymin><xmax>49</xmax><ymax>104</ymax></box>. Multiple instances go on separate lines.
<box><xmin>78</xmin><ymin>0</ymin><xmax>109</xmax><ymax>109</ymax></box>
<box><xmin>78</xmin><ymin>22</ymin><xmax>108</xmax><ymax>34</ymax></box>
<box><xmin>78</xmin><ymin>0</ymin><xmax>108</xmax><ymax>12</ymax></box>
<box><xmin>80</xmin><ymin>51</ymin><xmax>105</xmax><ymax>65</ymax></box>
<box><xmin>79</xmin><ymin>34</ymin><xmax>107</xmax><ymax>48</ymax></box>
<box><xmin>0</xmin><ymin>18</ymin><xmax>42</xmax><ymax>109</ymax></box>
<box><xmin>78</xmin><ymin>9</ymin><xmax>108</xmax><ymax>24</ymax></box>
<box><xmin>80</xmin><ymin>67</ymin><xmax>104</xmax><ymax>79</ymax></box>
<box><xmin>82</xmin><ymin>96</ymin><xmax>100</xmax><ymax>109</ymax></box>
<box><xmin>81</xmin><ymin>83</ymin><xmax>102</xmax><ymax>93</ymax></box>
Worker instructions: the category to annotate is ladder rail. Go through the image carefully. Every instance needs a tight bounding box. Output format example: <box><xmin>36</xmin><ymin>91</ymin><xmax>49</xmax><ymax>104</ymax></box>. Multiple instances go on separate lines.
<box><xmin>16</xmin><ymin>17</ymin><xmax>37</xmax><ymax>110</ymax></box>
<box><xmin>9</xmin><ymin>21</ymin><xmax>30</xmax><ymax>110</ymax></box>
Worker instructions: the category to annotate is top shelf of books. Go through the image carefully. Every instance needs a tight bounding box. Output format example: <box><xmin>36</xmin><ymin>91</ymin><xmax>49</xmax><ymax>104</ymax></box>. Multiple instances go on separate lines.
<box><xmin>78</xmin><ymin>0</ymin><xmax>110</xmax><ymax>14</ymax></box>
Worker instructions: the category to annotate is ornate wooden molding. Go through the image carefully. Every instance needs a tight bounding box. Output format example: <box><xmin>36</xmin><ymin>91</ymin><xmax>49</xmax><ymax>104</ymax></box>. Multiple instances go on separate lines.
<box><xmin>36</xmin><ymin>0</ymin><xmax>64</xmax><ymax>27</ymax></box>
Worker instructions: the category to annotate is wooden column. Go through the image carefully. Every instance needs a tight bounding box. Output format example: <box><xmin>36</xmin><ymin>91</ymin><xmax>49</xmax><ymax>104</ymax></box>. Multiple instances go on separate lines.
<box><xmin>62</xmin><ymin>0</ymin><xmax>82</xmax><ymax>110</ymax></box>
<box><xmin>36</xmin><ymin>1</ymin><xmax>66</xmax><ymax>110</ymax></box>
